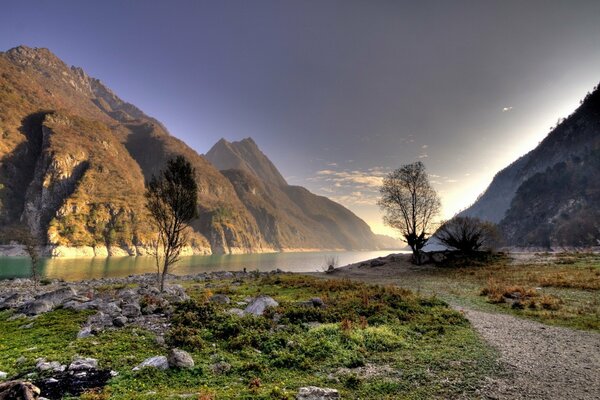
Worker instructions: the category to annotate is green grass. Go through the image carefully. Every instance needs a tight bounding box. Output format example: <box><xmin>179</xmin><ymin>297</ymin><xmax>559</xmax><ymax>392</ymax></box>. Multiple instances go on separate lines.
<box><xmin>0</xmin><ymin>275</ymin><xmax>498</xmax><ymax>399</ymax></box>
<box><xmin>351</xmin><ymin>253</ymin><xmax>600</xmax><ymax>332</ymax></box>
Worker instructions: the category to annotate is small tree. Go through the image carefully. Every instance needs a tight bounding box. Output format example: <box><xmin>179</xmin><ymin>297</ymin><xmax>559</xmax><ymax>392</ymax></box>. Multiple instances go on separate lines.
<box><xmin>435</xmin><ymin>216</ymin><xmax>501</xmax><ymax>253</ymax></box>
<box><xmin>145</xmin><ymin>156</ymin><xmax>198</xmax><ymax>292</ymax></box>
<box><xmin>17</xmin><ymin>227</ymin><xmax>40</xmax><ymax>289</ymax></box>
<box><xmin>378</xmin><ymin>162</ymin><xmax>441</xmax><ymax>264</ymax></box>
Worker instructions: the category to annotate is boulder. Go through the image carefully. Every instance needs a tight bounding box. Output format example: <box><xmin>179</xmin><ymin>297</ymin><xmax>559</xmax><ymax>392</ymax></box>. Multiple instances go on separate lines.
<box><xmin>19</xmin><ymin>300</ymin><xmax>53</xmax><ymax>316</ymax></box>
<box><xmin>167</xmin><ymin>348</ymin><xmax>194</xmax><ymax>369</ymax></box>
<box><xmin>68</xmin><ymin>357</ymin><xmax>98</xmax><ymax>371</ymax></box>
<box><xmin>36</xmin><ymin>287</ymin><xmax>77</xmax><ymax>305</ymax></box>
<box><xmin>133</xmin><ymin>356</ymin><xmax>169</xmax><ymax>371</ymax></box>
<box><xmin>209</xmin><ymin>294</ymin><xmax>230</xmax><ymax>304</ymax></box>
<box><xmin>35</xmin><ymin>359</ymin><xmax>66</xmax><ymax>373</ymax></box>
<box><xmin>112</xmin><ymin>316</ymin><xmax>127</xmax><ymax>327</ymax></box>
<box><xmin>0</xmin><ymin>381</ymin><xmax>40</xmax><ymax>400</ymax></box>
<box><xmin>228</xmin><ymin>307</ymin><xmax>246</xmax><ymax>317</ymax></box>
<box><xmin>98</xmin><ymin>302</ymin><xmax>122</xmax><ymax>317</ymax></box>
<box><xmin>122</xmin><ymin>303</ymin><xmax>141</xmax><ymax>319</ymax></box>
<box><xmin>296</xmin><ymin>386</ymin><xmax>340</xmax><ymax>400</ymax></box>
<box><xmin>211</xmin><ymin>361</ymin><xmax>231</xmax><ymax>375</ymax></box>
<box><xmin>77</xmin><ymin>326</ymin><xmax>92</xmax><ymax>339</ymax></box>
<box><xmin>0</xmin><ymin>293</ymin><xmax>33</xmax><ymax>310</ymax></box>
<box><xmin>244</xmin><ymin>295</ymin><xmax>279</xmax><ymax>316</ymax></box>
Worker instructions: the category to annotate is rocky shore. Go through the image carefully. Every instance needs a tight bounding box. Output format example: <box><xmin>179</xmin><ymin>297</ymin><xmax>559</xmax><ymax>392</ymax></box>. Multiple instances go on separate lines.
<box><xmin>0</xmin><ymin>270</ymin><xmax>343</xmax><ymax>399</ymax></box>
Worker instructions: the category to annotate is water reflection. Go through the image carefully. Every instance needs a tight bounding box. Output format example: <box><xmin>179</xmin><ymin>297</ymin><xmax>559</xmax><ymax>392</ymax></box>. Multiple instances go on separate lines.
<box><xmin>0</xmin><ymin>250</ymin><xmax>407</xmax><ymax>281</ymax></box>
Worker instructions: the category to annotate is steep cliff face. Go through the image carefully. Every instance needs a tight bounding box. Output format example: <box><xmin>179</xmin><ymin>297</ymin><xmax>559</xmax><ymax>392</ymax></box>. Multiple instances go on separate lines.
<box><xmin>461</xmin><ymin>83</ymin><xmax>600</xmax><ymax>247</ymax></box>
<box><xmin>0</xmin><ymin>45</ymin><xmax>390</xmax><ymax>254</ymax></box>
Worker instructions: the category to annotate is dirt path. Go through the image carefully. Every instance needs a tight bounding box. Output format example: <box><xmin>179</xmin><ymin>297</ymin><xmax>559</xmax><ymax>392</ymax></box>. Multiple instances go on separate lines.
<box><xmin>316</xmin><ymin>255</ymin><xmax>600</xmax><ymax>399</ymax></box>
<box><xmin>459</xmin><ymin>307</ymin><xmax>600</xmax><ymax>400</ymax></box>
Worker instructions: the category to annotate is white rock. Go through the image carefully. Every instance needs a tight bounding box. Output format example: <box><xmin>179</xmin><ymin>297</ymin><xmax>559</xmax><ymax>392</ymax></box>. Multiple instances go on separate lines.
<box><xmin>133</xmin><ymin>355</ymin><xmax>169</xmax><ymax>371</ymax></box>
<box><xmin>296</xmin><ymin>386</ymin><xmax>340</xmax><ymax>400</ymax></box>
<box><xmin>244</xmin><ymin>295</ymin><xmax>279</xmax><ymax>316</ymax></box>
<box><xmin>0</xmin><ymin>371</ymin><xmax>7</xmax><ymax>380</ymax></box>
<box><xmin>68</xmin><ymin>357</ymin><xmax>98</xmax><ymax>371</ymax></box>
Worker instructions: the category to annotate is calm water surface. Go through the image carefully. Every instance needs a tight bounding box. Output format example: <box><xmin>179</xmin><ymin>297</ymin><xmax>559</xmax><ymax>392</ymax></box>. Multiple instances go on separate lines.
<box><xmin>0</xmin><ymin>250</ymin><xmax>407</xmax><ymax>281</ymax></box>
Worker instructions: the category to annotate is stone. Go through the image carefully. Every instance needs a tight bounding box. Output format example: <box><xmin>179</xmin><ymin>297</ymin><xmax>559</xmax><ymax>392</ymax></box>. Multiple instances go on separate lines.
<box><xmin>244</xmin><ymin>295</ymin><xmax>279</xmax><ymax>316</ymax></box>
<box><xmin>370</xmin><ymin>259</ymin><xmax>386</xmax><ymax>267</ymax></box>
<box><xmin>133</xmin><ymin>356</ymin><xmax>169</xmax><ymax>371</ymax></box>
<box><xmin>19</xmin><ymin>300</ymin><xmax>53</xmax><ymax>316</ymax></box>
<box><xmin>36</xmin><ymin>287</ymin><xmax>77</xmax><ymax>305</ymax></box>
<box><xmin>99</xmin><ymin>302</ymin><xmax>122</xmax><ymax>317</ymax></box>
<box><xmin>310</xmin><ymin>298</ymin><xmax>325</xmax><ymax>308</ymax></box>
<box><xmin>167</xmin><ymin>348</ymin><xmax>194</xmax><ymax>369</ymax></box>
<box><xmin>296</xmin><ymin>386</ymin><xmax>340</xmax><ymax>400</ymax></box>
<box><xmin>77</xmin><ymin>326</ymin><xmax>92</xmax><ymax>339</ymax></box>
<box><xmin>0</xmin><ymin>372</ymin><xmax>6</xmax><ymax>380</ymax></box>
<box><xmin>209</xmin><ymin>294</ymin><xmax>230</xmax><ymax>304</ymax></box>
<box><xmin>211</xmin><ymin>361</ymin><xmax>231</xmax><ymax>375</ymax></box>
<box><xmin>36</xmin><ymin>359</ymin><xmax>66</xmax><ymax>373</ymax></box>
<box><xmin>68</xmin><ymin>357</ymin><xmax>98</xmax><ymax>371</ymax></box>
<box><xmin>0</xmin><ymin>381</ymin><xmax>41</xmax><ymax>400</ymax></box>
<box><xmin>112</xmin><ymin>316</ymin><xmax>127</xmax><ymax>327</ymax></box>
<box><xmin>122</xmin><ymin>302</ymin><xmax>141</xmax><ymax>318</ymax></box>
<box><xmin>0</xmin><ymin>293</ymin><xmax>33</xmax><ymax>310</ymax></box>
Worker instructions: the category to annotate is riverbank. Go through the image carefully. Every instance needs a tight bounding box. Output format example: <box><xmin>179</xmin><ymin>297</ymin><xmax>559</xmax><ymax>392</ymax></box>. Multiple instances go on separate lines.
<box><xmin>0</xmin><ymin>270</ymin><xmax>497</xmax><ymax>399</ymax></box>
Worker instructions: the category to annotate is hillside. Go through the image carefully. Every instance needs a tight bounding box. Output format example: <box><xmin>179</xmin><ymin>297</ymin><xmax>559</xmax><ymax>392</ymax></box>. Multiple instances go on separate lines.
<box><xmin>206</xmin><ymin>138</ymin><xmax>388</xmax><ymax>250</ymax></box>
<box><xmin>461</xmin><ymin>83</ymin><xmax>600</xmax><ymax>247</ymax></box>
<box><xmin>0</xmin><ymin>45</ymin><xmax>392</xmax><ymax>255</ymax></box>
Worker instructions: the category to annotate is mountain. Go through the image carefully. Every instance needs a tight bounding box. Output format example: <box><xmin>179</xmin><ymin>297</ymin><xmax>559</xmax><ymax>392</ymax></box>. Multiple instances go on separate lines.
<box><xmin>0</xmin><ymin>45</ymin><xmax>391</xmax><ymax>255</ymax></box>
<box><xmin>460</xmin><ymin>83</ymin><xmax>600</xmax><ymax>247</ymax></box>
<box><xmin>205</xmin><ymin>138</ymin><xmax>389</xmax><ymax>250</ymax></box>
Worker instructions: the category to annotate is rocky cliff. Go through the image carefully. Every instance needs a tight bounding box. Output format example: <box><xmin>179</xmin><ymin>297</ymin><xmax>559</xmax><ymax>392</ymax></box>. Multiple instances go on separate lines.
<box><xmin>461</xmin><ymin>83</ymin><xmax>600</xmax><ymax>247</ymax></box>
<box><xmin>0</xmin><ymin>45</ymin><xmax>391</xmax><ymax>255</ymax></box>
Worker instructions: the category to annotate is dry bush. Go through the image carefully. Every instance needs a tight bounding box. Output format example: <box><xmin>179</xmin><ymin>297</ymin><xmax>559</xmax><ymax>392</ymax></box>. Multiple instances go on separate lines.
<box><xmin>480</xmin><ymin>278</ymin><xmax>561</xmax><ymax>310</ymax></box>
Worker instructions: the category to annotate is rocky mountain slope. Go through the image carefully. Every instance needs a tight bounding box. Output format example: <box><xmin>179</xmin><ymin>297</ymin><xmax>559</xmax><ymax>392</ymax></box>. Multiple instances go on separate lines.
<box><xmin>0</xmin><ymin>45</ymin><xmax>392</xmax><ymax>255</ymax></box>
<box><xmin>206</xmin><ymin>138</ymin><xmax>386</xmax><ymax>250</ymax></box>
<box><xmin>461</xmin><ymin>83</ymin><xmax>600</xmax><ymax>247</ymax></box>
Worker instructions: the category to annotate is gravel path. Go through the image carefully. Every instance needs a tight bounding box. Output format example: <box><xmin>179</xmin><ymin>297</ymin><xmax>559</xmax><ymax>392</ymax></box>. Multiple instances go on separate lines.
<box><xmin>457</xmin><ymin>307</ymin><xmax>600</xmax><ymax>400</ymax></box>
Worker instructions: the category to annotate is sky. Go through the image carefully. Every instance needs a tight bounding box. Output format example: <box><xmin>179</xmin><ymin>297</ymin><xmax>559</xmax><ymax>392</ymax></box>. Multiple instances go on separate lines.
<box><xmin>2</xmin><ymin>0</ymin><xmax>600</xmax><ymax>237</ymax></box>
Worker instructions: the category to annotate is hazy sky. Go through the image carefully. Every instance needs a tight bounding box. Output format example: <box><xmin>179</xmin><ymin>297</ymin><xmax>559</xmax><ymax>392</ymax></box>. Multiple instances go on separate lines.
<box><xmin>2</xmin><ymin>1</ymin><xmax>600</xmax><ymax>236</ymax></box>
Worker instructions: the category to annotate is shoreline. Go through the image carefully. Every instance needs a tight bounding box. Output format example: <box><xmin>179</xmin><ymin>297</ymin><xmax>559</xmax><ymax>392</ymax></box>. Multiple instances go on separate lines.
<box><xmin>0</xmin><ymin>244</ymin><xmax>397</xmax><ymax>258</ymax></box>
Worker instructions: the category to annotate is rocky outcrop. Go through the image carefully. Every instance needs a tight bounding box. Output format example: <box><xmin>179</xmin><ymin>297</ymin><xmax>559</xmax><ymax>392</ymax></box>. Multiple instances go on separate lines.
<box><xmin>0</xmin><ymin>381</ymin><xmax>40</xmax><ymax>400</ymax></box>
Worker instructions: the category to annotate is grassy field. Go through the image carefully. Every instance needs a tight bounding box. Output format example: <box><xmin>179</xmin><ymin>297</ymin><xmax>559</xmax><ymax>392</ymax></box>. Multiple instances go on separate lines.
<box><xmin>0</xmin><ymin>275</ymin><xmax>499</xmax><ymax>399</ymax></box>
<box><xmin>332</xmin><ymin>252</ymin><xmax>600</xmax><ymax>332</ymax></box>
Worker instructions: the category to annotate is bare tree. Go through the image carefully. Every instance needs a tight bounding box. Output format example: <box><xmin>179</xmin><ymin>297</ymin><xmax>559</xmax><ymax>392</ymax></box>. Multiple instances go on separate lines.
<box><xmin>378</xmin><ymin>162</ymin><xmax>441</xmax><ymax>264</ymax></box>
<box><xmin>435</xmin><ymin>216</ymin><xmax>501</xmax><ymax>253</ymax></box>
<box><xmin>145</xmin><ymin>156</ymin><xmax>198</xmax><ymax>292</ymax></box>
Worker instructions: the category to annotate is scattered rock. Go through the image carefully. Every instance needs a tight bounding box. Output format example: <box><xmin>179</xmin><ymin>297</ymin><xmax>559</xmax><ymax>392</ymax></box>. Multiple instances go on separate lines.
<box><xmin>0</xmin><ymin>380</ymin><xmax>40</xmax><ymax>400</ymax></box>
<box><xmin>211</xmin><ymin>361</ymin><xmax>231</xmax><ymax>375</ymax></box>
<box><xmin>296</xmin><ymin>386</ymin><xmax>340</xmax><ymax>399</ymax></box>
<box><xmin>227</xmin><ymin>308</ymin><xmax>245</xmax><ymax>317</ymax></box>
<box><xmin>310</xmin><ymin>298</ymin><xmax>325</xmax><ymax>308</ymax></box>
<box><xmin>77</xmin><ymin>326</ymin><xmax>92</xmax><ymax>339</ymax></box>
<box><xmin>244</xmin><ymin>295</ymin><xmax>278</xmax><ymax>316</ymax></box>
<box><xmin>133</xmin><ymin>356</ymin><xmax>169</xmax><ymax>371</ymax></box>
<box><xmin>19</xmin><ymin>300</ymin><xmax>53</xmax><ymax>316</ymax></box>
<box><xmin>112</xmin><ymin>316</ymin><xmax>127</xmax><ymax>327</ymax></box>
<box><xmin>68</xmin><ymin>357</ymin><xmax>98</xmax><ymax>371</ymax></box>
<box><xmin>209</xmin><ymin>294</ymin><xmax>230</xmax><ymax>304</ymax></box>
<box><xmin>36</xmin><ymin>359</ymin><xmax>66</xmax><ymax>373</ymax></box>
<box><xmin>167</xmin><ymin>348</ymin><xmax>194</xmax><ymax>369</ymax></box>
<box><xmin>370</xmin><ymin>259</ymin><xmax>386</xmax><ymax>267</ymax></box>
<box><xmin>122</xmin><ymin>302</ymin><xmax>141</xmax><ymax>318</ymax></box>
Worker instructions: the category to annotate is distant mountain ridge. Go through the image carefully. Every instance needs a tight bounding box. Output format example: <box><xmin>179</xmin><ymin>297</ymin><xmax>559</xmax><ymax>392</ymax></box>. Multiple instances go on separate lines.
<box><xmin>0</xmin><ymin>45</ymin><xmax>398</xmax><ymax>256</ymax></box>
<box><xmin>461</xmin><ymin>83</ymin><xmax>600</xmax><ymax>247</ymax></box>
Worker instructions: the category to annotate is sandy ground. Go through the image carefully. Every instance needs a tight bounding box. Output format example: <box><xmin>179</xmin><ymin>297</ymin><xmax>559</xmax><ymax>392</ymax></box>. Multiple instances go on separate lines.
<box><xmin>316</xmin><ymin>255</ymin><xmax>600</xmax><ymax>400</ymax></box>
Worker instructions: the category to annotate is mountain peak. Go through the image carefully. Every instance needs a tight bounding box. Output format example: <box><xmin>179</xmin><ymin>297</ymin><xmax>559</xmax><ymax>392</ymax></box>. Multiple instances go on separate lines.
<box><xmin>205</xmin><ymin>137</ymin><xmax>287</xmax><ymax>187</ymax></box>
<box><xmin>5</xmin><ymin>45</ymin><xmax>65</xmax><ymax>68</ymax></box>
